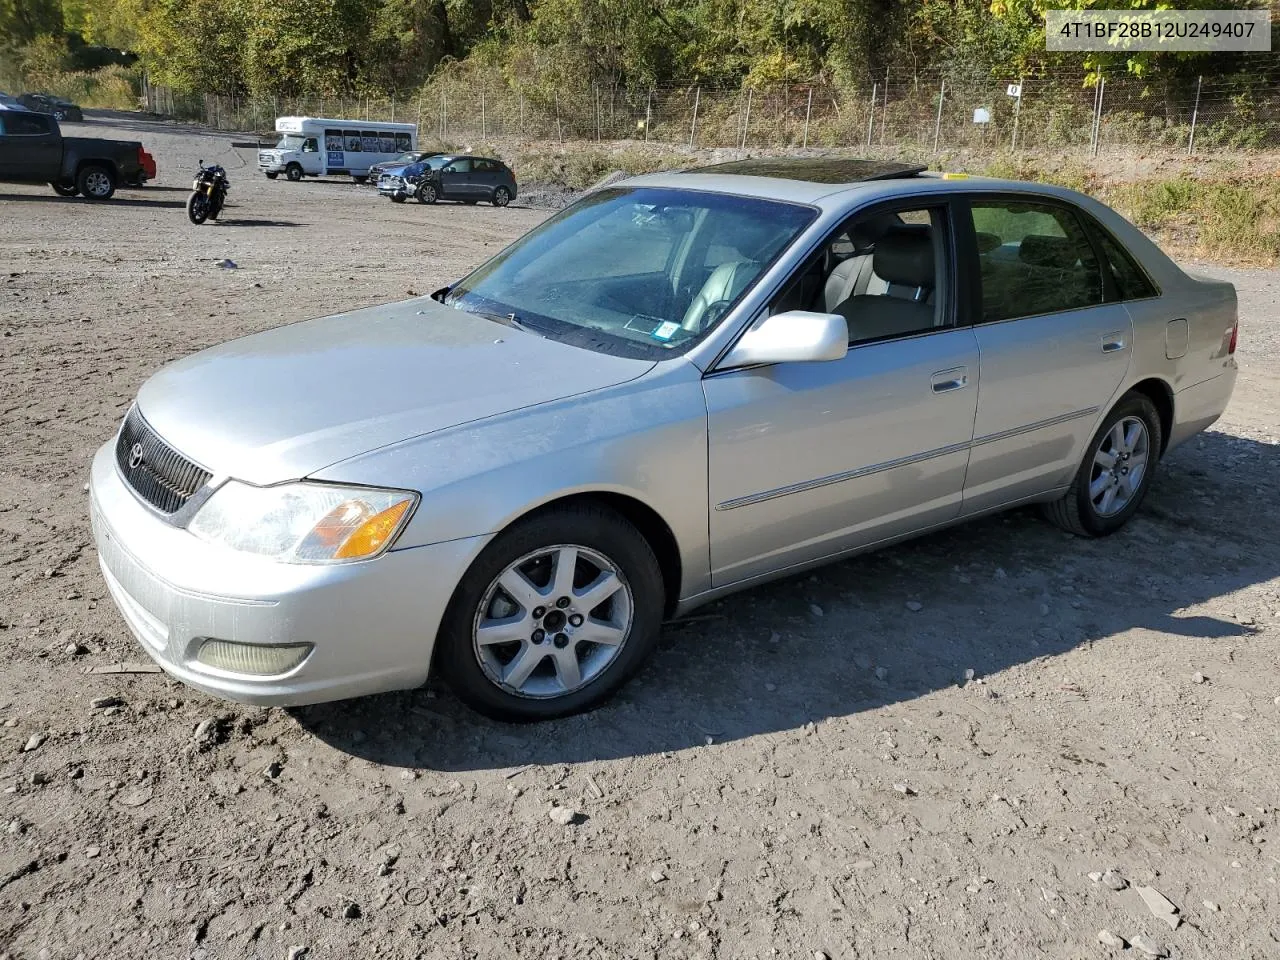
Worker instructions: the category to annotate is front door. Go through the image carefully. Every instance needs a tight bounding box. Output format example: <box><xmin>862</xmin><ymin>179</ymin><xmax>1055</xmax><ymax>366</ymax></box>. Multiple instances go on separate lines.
<box><xmin>958</xmin><ymin>196</ymin><xmax>1133</xmax><ymax>514</ymax></box>
<box><xmin>0</xmin><ymin>112</ymin><xmax>60</xmax><ymax>180</ymax></box>
<box><xmin>439</xmin><ymin>157</ymin><xmax>474</xmax><ymax>199</ymax></box>
<box><xmin>704</xmin><ymin>199</ymin><xmax>981</xmax><ymax>587</ymax></box>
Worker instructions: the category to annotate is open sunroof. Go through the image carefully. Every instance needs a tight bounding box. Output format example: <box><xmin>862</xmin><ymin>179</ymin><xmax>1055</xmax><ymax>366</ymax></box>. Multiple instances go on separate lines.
<box><xmin>684</xmin><ymin>158</ymin><xmax>928</xmax><ymax>184</ymax></box>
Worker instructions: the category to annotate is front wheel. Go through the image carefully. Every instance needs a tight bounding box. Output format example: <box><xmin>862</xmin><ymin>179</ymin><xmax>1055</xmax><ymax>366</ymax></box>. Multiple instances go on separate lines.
<box><xmin>76</xmin><ymin>164</ymin><xmax>115</xmax><ymax>201</ymax></box>
<box><xmin>390</xmin><ymin>194</ymin><xmax>406</xmax><ymax>203</ymax></box>
<box><xmin>264</xmin><ymin>171</ymin><xmax>279</xmax><ymax>180</ymax></box>
<box><xmin>436</xmin><ymin>504</ymin><xmax>665</xmax><ymax>722</ymax></box>
<box><xmin>285</xmin><ymin>163</ymin><xmax>303</xmax><ymax>182</ymax></box>
<box><xmin>353</xmin><ymin>175</ymin><xmax>369</xmax><ymax>184</ymax></box>
<box><xmin>492</xmin><ymin>186</ymin><xmax>511</xmax><ymax>207</ymax></box>
<box><xmin>186</xmin><ymin>191</ymin><xmax>210</xmax><ymax>224</ymax></box>
<box><xmin>51</xmin><ymin>181</ymin><xmax>78</xmax><ymax>197</ymax></box>
<box><xmin>416</xmin><ymin>182</ymin><xmax>438</xmax><ymax>204</ymax></box>
<box><xmin>1042</xmin><ymin>391</ymin><xmax>1162</xmax><ymax>537</ymax></box>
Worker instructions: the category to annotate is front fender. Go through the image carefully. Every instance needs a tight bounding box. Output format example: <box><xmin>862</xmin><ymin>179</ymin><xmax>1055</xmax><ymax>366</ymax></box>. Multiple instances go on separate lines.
<box><xmin>309</xmin><ymin>363</ymin><xmax>713</xmax><ymax>602</ymax></box>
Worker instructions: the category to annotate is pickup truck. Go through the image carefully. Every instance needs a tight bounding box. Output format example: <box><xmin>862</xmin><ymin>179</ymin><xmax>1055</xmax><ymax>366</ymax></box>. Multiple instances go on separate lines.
<box><xmin>0</xmin><ymin>107</ymin><xmax>152</xmax><ymax>200</ymax></box>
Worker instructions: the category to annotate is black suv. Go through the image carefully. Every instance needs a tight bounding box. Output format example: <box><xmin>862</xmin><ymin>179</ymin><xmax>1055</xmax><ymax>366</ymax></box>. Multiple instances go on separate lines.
<box><xmin>391</xmin><ymin>154</ymin><xmax>517</xmax><ymax>206</ymax></box>
<box><xmin>18</xmin><ymin>93</ymin><xmax>83</xmax><ymax>122</ymax></box>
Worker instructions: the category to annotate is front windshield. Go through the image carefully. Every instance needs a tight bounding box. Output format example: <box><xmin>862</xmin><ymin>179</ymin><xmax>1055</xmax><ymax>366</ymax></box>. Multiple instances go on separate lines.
<box><xmin>394</xmin><ymin>152</ymin><xmax>419</xmax><ymax>163</ymax></box>
<box><xmin>276</xmin><ymin>134</ymin><xmax>305</xmax><ymax>150</ymax></box>
<box><xmin>445</xmin><ymin>187</ymin><xmax>816</xmax><ymax>358</ymax></box>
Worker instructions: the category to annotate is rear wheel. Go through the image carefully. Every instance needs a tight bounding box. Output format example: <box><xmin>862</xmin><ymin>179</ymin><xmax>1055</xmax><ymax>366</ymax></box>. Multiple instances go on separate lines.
<box><xmin>285</xmin><ymin>163</ymin><xmax>303</xmax><ymax>182</ymax></box>
<box><xmin>1042</xmin><ymin>391</ymin><xmax>1162</xmax><ymax>537</ymax></box>
<box><xmin>492</xmin><ymin>186</ymin><xmax>511</xmax><ymax>207</ymax></box>
<box><xmin>436</xmin><ymin>504</ymin><xmax>664</xmax><ymax>722</ymax></box>
<box><xmin>416</xmin><ymin>182</ymin><xmax>438</xmax><ymax>204</ymax></box>
<box><xmin>51</xmin><ymin>181</ymin><xmax>78</xmax><ymax>197</ymax></box>
<box><xmin>76</xmin><ymin>164</ymin><xmax>115</xmax><ymax>201</ymax></box>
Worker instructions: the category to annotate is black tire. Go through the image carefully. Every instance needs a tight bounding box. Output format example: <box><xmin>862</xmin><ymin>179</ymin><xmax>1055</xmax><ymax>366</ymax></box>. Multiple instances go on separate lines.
<box><xmin>353</xmin><ymin>174</ymin><xmax>369</xmax><ymax>184</ymax></box>
<box><xmin>51</xmin><ymin>181</ymin><xmax>78</xmax><ymax>197</ymax></box>
<box><xmin>76</xmin><ymin>164</ymin><xmax>115</xmax><ymax>201</ymax></box>
<box><xmin>264</xmin><ymin>171</ymin><xmax>279</xmax><ymax>180</ymax></box>
<box><xmin>492</xmin><ymin>186</ymin><xmax>511</xmax><ymax>207</ymax></box>
<box><xmin>1042</xmin><ymin>391</ymin><xmax>1162</xmax><ymax>537</ymax></box>
<box><xmin>390</xmin><ymin>194</ymin><xmax>406</xmax><ymax>203</ymax></box>
<box><xmin>186</xmin><ymin>192</ymin><xmax>210</xmax><ymax>224</ymax></box>
<box><xmin>208</xmin><ymin>197</ymin><xmax>223</xmax><ymax>221</ymax></box>
<box><xmin>285</xmin><ymin>163</ymin><xmax>303</xmax><ymax>182</ymax></box>
<box><xmin>436</xmin><ymin>504</ymin><xmax>665</xmax><ymax>722</ymax></box>
<box><xmin>416</xmin><ymin>182</ymin><xmax>438</xmax><ymax>204</ymax></box>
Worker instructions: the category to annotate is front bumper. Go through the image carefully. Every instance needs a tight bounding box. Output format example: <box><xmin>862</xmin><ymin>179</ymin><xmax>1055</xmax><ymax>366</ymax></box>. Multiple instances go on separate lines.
<box><xmin>377</xmin><ymin>176</ymin><xmax>410</xmax><ymax>198</ymax></box>
<box><xmin>88</xmin><ymin>441</ymin><xmax>488</xmax><ymax>706</ymax></box>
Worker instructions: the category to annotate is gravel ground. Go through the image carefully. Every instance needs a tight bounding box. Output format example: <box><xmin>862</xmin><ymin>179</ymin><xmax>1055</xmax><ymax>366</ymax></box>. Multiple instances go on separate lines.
<box><xmin>1</xmin><ymin>115</ymin><xmax>1278</xmax><ymax>960</ymax></box>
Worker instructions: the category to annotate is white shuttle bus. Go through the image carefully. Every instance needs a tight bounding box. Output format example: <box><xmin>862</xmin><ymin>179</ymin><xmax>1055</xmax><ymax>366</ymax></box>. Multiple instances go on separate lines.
<box><xmin>257</xmin><ymin>116</ymin><xmax>418</xmax><ymax>182</ymax></box>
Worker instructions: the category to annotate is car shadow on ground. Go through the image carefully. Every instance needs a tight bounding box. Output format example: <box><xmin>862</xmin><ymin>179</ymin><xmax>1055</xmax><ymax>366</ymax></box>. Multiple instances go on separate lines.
<box><xmin>120</xmin><ymin>185</ymin><xmax>191</xmax><ymax>193</ymax></box>
<box><xmin>294</xmin><ymin>428</ymin><xmax>1276</xmax><ymax>770</ymax></box>
<box><xmin>0</xmin><ymin>192</ymin><xmax>187</xmax><ymax>210</ymax></box>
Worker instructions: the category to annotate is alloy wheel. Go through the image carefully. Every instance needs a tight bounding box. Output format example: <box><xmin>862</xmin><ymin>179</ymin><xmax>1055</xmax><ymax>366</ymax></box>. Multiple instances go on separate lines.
<box><xmin>84</xmin><ymin>170</ymin><xmax>111</xmax><ymax>198</ymax></box>
<box><xmin>1088</xmin><ymin>415</ymin><xmax>1150</xmax><ymax>517</ymax></box>
<box><xmin>472</xmin><ymin>544</ymin><xmax>633</xmax><ymax>699</ymax></box>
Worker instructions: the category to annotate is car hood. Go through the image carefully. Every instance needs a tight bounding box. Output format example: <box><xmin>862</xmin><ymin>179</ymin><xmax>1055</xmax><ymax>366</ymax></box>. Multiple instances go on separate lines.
<box><xmin>134</xmin><ymin>298</ymin><xmax>656</xmax><ymax>485</ymax></box>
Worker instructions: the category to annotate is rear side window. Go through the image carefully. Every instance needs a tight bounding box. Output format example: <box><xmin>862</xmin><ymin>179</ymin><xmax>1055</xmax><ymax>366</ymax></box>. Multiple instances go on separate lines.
<box><xmin>1</xmin><ymin>112</ymin><xmax>52</xmax><ymax>136</ymax></box>
<box><xmin>1089</xmin><ymin>222</ymin><xmax>1159</xmax><ymax>301</ymax></box>
<box><xmin>970</xmin><ymin>200</ymin><xmax>1103</xmax><ymax>322</ymax></box>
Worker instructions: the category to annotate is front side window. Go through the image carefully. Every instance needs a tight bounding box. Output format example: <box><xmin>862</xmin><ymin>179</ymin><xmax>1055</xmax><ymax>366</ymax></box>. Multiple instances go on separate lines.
<box><xmin>2</xmin><ymin>112</ymin><xmax>53</xmax><ymax>136</ymax></box>
<box><xmin>770</xmin><ymin>205</ymin><xmax>950</xmax><ymax>346</ymax></box>
<box><xmin>970</xmin><ymin>200</ymin><xmax>1103</xmax><ymax>322</ymax></box>
<box><xmin>443</xmin><ymin>158</ymin><xmax>473</xmax><ymax>174</ymax></box>
<box><xmin>444</xmin><ymin>187</ymin><xmax>816</xmax><ymax>359</ymax></box>
<box><xmin>302</xmin><ymin>137</ymin><xmax>318</xmax><ymax>152</ymax></box>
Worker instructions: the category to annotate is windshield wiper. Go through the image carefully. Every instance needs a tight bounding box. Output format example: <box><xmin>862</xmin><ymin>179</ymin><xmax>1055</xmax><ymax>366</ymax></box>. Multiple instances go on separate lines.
<box><xmin>464</xmin><ymin>305</ymin><xmax>544</xmax><ymax>337</ymax></box>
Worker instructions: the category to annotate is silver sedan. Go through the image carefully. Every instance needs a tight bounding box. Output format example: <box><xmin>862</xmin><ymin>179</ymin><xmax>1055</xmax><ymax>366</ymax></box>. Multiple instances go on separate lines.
<box><xmin>89</xmin><ymin>158</ymin><xmax>1239</xmax><ymax>721</ymax></box>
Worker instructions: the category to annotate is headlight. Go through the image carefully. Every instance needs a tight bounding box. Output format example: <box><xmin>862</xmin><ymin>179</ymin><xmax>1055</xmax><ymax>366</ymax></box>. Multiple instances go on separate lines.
<box><xmin>188</xmin><ymin>481</ymin><xmax>417</xmax><ymax>563</ymax></box>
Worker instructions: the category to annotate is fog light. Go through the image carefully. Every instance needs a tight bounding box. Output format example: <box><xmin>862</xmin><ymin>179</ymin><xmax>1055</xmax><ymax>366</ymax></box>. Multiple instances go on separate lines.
<box><xmin>195</xmin><ymin>639</ymin><xmax>313</xmax><ymax>676</ymax></box>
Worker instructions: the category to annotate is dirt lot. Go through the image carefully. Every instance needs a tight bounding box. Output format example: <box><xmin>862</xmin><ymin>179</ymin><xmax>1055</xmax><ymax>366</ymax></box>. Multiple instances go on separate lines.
<box><xmin>2</xmin><ymin>114</ymin><xmax>1279</xmax><ymax>960</ymax></box>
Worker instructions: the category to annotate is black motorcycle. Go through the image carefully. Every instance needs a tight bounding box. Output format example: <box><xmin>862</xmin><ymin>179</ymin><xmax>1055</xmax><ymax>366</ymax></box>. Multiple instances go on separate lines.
<box><xmin>187</xmin><ymin>161</ymin><xmax>229</xmax><ymax>224</ymax></box>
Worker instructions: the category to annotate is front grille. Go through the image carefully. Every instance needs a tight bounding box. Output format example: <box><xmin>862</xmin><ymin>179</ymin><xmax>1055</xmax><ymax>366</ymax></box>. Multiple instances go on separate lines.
<box><xmin>257</xmin><ymin>152</ymin><xmax>273</xmax><ymax>165</ymax></box>
<box><xmin>115</xmin><ymin>407</ymin><xmax>211</xmax><ymax>514</ymax></box>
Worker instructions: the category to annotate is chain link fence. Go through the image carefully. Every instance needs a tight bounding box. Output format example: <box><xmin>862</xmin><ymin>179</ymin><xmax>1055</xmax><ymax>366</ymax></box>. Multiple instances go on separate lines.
<box><xmin>147</xmin><ymin>72</ymin><xmax>1280</xmax><ymax>158</ymax></box>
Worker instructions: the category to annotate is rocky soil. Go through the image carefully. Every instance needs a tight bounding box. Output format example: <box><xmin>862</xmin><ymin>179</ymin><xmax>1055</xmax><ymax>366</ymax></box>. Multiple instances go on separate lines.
<box><xmin>1</xmin><ymin>114</ymin><xmax>1278</xmax><ymax>959</ymax></box>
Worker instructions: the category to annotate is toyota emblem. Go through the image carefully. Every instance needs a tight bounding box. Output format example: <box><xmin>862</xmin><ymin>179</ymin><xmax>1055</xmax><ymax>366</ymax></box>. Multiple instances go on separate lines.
<box><xmin>128</xmin><ymin>442</ymin><xmax>144</xmax><ymax>470</ymax></box>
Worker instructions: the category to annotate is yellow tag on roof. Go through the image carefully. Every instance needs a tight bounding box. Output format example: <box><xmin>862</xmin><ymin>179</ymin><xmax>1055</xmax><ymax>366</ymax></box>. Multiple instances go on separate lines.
<box><xmin>942</xmin><ymin>172</ymin><xmax>970</xmax><ymax>179</ymax></box>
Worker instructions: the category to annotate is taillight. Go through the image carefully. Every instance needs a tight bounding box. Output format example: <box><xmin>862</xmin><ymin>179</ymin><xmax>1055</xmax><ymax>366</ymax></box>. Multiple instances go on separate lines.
<box><xmin>1228</xmin><ymin>321</ymin><xmax>1238</xmax><ymax>354</ymax></box>
<box><xmin>137</xmin><ymin>146</ymin><xmax>145</xmax><ymax>163</ymax></box>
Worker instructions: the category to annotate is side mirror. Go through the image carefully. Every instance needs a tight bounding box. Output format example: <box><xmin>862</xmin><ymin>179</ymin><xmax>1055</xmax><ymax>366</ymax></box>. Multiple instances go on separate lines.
<box><xmin>721</xmin><ymin>310</ymin><xmax>849</xmax><ymax>369</ymax></box>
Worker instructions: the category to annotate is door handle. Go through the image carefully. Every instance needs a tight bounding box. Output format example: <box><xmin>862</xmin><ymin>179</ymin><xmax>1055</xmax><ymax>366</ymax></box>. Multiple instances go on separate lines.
<box><xmin>931</xmin><ymin>366</ymin><xmax>969</xmax><ymax>393</ymax></box>
<box><xmin>1101</xmin><ymin>332</ymin><xmax>1128</xmax><ymax>353</ymax></box>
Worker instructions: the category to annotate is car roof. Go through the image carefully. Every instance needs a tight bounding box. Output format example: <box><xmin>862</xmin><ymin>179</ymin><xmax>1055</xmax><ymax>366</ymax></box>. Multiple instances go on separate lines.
<box><xmin>690</xmin><ymin>157</ymin><xmax>927</xmax><ymax>183</ymax></box>
<box><xmin>622</xmin><ymin>161</ymin><xmax>1099</xmax><ymax>210</ymax></box>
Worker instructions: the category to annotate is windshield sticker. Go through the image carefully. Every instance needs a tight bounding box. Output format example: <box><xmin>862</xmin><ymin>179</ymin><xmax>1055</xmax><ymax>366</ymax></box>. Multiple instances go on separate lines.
<box><xmin>652</xmin><ymin>321</ymin><xmax>680</xmax><ymax>341</ymax></box>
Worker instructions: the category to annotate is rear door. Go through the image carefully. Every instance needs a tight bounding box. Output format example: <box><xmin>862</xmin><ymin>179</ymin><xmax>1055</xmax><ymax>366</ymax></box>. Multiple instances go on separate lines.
<box><xmin>958</xmin><ymin>194</ymin><xmax>1133</xmax><ymax>515</ymax></box>
<box><xmin>0</xmin><ymin>111</ymin><xmax>61</xmax><ymax>180</ymax></box>
<box><xmin>471</xmin><ymin>158</ymin><xmax>501</xmax><ymax>200</ymax></box>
